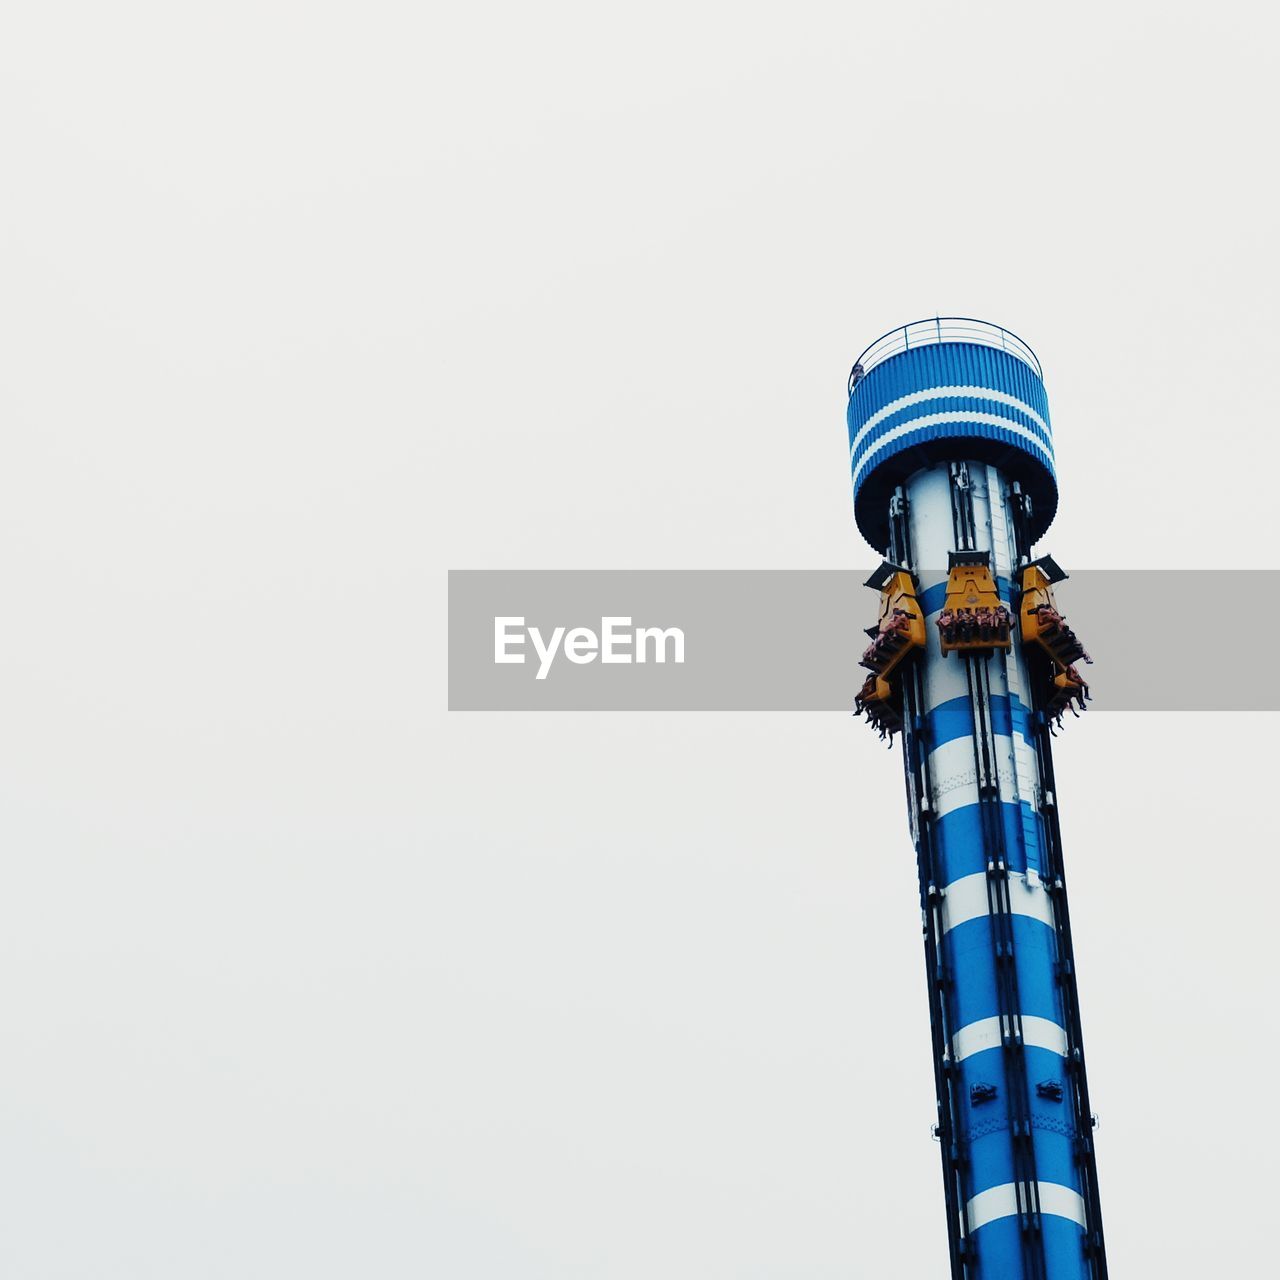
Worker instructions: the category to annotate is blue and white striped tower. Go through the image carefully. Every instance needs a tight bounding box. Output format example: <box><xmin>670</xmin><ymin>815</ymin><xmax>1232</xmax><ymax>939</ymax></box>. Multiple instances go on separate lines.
<box><xmin>846</xmin><ymin>320</ymin><xmax>1107</xmax><ymax>1280</ymax></box>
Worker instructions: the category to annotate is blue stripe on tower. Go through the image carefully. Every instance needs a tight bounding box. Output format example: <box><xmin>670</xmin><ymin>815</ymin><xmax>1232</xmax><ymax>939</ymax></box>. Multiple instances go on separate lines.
<box><xmin>932</xmin><ymin>802</ymin><xmax>1036</xmax><ymax>881</ymax></box>
<box><xmin>971</xmin><ymin>1215</ymin><xmax>1086</xmax><ymax>1280</ymax></box>
<box><xmin>945</xmin><ymin>915</ymin><xmax>1061</xmax><ymax>1032</ymax></box>
<box><xmin>852</xmin><ymin>421</ymin><xmax>1055</xmax><ymax>490</ymax></box>
<box><xmin>961</xmin><ymin>1043</ymin><xmax>1081</xmax><ymax>1189</ymax></box>
<box><xmin>925</xmin><ymin>692</ymin><xmax>1033</xmax><ymax>749</ymax></box>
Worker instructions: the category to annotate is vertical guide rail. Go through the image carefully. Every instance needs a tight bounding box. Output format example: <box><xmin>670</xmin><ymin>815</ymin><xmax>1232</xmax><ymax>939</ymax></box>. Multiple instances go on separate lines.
<box><xmin>1009</xmin><ymin>489</ymin><xmax>1110</xmax><ymax>1279</ymax></box>
<box><xmin>888</xmin><ymin>487</ymin><xmax>972</xmax><ymax>1279</ymax></box>
<box><xmin>950</xmin><ymin>464</ymin><xmax>1048</xmax><ymax>1280</ymax></box>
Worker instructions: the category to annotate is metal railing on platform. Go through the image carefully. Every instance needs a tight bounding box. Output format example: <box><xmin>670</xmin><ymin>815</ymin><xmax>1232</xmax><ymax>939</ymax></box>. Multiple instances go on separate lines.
<box><xmin>848</xmin><ymin>317</ymin><xmax>1043</xmax><ymax>395</ymax></box>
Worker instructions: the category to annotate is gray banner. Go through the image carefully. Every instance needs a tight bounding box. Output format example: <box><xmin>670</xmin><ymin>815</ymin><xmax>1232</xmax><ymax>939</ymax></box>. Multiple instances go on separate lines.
<box><xmin>448</xmin><ymin>570</ymin><xmax>1276</xmax><ymax>711</ymax></box>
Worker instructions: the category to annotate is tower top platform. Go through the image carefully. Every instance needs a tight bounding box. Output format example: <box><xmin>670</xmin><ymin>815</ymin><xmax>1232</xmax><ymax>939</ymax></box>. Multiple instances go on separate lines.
<box><xmin>847</xmin><ymin>318</ymin><xmax>1057</xmax><ymax>552</ymax></box>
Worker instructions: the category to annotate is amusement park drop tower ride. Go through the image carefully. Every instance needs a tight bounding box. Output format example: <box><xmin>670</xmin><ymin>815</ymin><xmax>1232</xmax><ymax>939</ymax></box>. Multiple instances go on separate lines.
<box><xmin>846</xmin><ymin>319</ymin><xmax>1106</xmax><ymax>1280</ymax></box>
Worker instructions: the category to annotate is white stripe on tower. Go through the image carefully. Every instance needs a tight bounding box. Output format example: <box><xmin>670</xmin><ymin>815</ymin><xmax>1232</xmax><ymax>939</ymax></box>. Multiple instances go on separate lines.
<box><xmin>925</xmin><ymin>735</ymin><xmax>1019</xmax><ymax>820</ymax></box>
<box><xmin>849</xmin><ymin>385</ymin><xmax>1051</xmax><ymax>457</ymax></box>
<box><xmin>951</xmin><ymin>1015</ymin><xmax>1068</xmax><ymax>1061</ymax></box>
<box><xmin>964</xmin><ymin>1182</ymin><xmax>1087</xmax><ymax>1232</ymax></box>
<box><xmin>940</xmin><ymin>871</ymin><xmax>1055</xmax><ymax>933</ymax></box>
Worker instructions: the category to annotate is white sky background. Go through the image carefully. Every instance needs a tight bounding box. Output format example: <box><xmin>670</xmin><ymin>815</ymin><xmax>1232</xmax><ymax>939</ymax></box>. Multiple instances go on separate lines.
<box><xmin>2</xmin><ymin>3</ymin><xmax>1276</xmax><ymax>1276</ymax></box>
